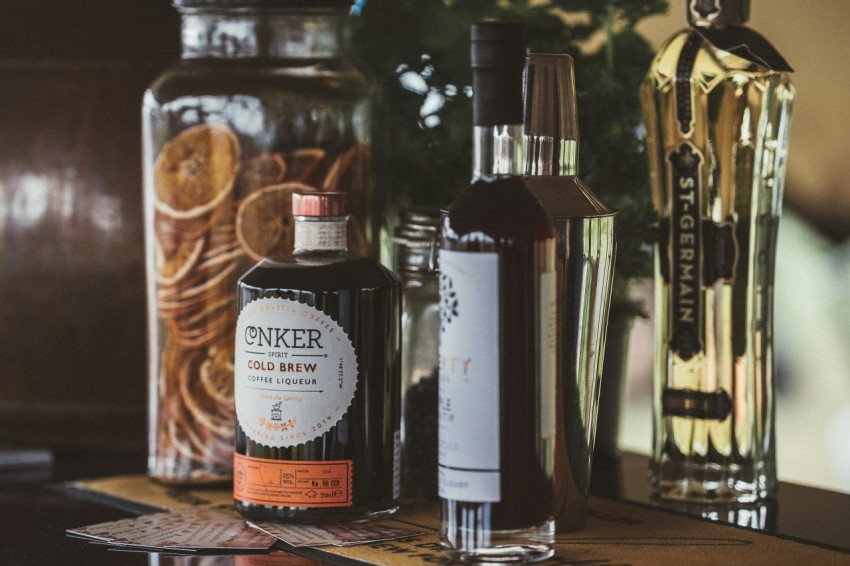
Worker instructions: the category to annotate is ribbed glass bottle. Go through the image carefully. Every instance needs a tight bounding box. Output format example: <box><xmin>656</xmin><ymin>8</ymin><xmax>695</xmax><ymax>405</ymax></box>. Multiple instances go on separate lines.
<box><xmin>234</xmin><ymin>192</ymin><xmax>400</xmax><ymax>522</ymax></box>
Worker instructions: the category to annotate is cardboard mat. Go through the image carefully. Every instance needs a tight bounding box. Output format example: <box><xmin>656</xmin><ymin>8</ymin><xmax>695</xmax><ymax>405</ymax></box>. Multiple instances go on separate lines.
<box><xmin>64</xmin><ymin>475</ymin><xmax>849</xmax><ymax>565</ymax></box>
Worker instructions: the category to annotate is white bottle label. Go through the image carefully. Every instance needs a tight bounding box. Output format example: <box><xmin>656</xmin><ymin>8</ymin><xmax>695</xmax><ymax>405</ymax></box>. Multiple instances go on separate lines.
<box><xmin>540</xmin><ymin>271</ymin><xmax>557</xmax><ymax>441</ymax></box>
<box><xmin>234</xmin><ymin>297</ymin><xmax>358</xmax><ymax>448</ymax></box>
<box><xmin>437</xmin><ymin>250</ymin><xmax>501</xmax><ymax>503</ymax></box>
<box><xmin>294</xmin><ymin>219</ymin><xmax>347</xmax><ymax>250</ymax></box>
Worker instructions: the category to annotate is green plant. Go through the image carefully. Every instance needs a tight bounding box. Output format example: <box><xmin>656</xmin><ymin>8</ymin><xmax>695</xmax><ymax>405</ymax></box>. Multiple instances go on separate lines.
<box><xmin>355</xmin><ymin>0</ymin><xmax>667</xmax><ymax>302</ymax></box>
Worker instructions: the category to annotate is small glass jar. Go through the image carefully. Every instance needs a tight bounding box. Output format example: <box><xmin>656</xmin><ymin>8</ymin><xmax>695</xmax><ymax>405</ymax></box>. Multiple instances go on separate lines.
<box><xmin>393</xmin><ymin>207</ymin><xmax>440</xmax><ymax>500</ymax></box>
<box><xmin>143</xmin><ymin>0</ymin><xmax>373</xmax><ymax>484</ymax></box>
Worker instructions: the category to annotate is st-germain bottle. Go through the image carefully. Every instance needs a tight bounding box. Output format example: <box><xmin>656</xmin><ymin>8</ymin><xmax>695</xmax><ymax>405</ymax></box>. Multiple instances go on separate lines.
<box><xmin>234</xmin><ymin>191</ymin><xmax>401</xmax><ymax>522</ymax></box>
<box><xmin>641</xmin><ymin>0</ymin><xmax>795</xmax><ymax>502</ymax></box>
<box><xmin>439</xmin><ymin>21</ymin><xmax>557</xmax><ymax>562</ymax></box>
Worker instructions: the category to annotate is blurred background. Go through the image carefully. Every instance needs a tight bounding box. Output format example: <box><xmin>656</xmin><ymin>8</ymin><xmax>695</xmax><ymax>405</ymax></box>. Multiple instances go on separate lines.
<box><xmin>0</xmin><ymin>0</ymin><xmax>847</xmax><ymax>492</ymax></box>
<box><xmin>0</xmin><ymin>1</ymin><xmax>178</xmax><ymax>469</ymax></box>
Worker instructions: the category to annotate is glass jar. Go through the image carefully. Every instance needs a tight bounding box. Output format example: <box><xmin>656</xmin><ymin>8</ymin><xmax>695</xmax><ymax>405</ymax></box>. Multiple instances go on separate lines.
<box><xmin>143</xmin><ymin>0</ymin><xmax>373</xmax><ymax>484</ymax></box>
<box><xmin>393</xmin><ymin>207</ymin><xmax>440</xmax><ymax>500</ymax></box>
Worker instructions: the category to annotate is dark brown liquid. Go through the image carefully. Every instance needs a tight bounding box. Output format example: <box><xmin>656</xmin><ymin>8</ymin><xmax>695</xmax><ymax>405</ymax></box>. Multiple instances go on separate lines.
<box><xmin>236</xmin><ymin>254</ymin><xmax>400</xmax><ymax>522</ymax></box>
<box><xmin>441</xmin><ymin>176</ymin><xmax>556</xmax><ymax>531</ymax></box>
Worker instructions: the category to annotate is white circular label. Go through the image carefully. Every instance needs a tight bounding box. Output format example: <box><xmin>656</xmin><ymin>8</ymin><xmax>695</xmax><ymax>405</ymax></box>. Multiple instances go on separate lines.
<box><xmin>235</xmin><ymin>297</ymin><xmax>358</xmax><ymax>448</ymax></box>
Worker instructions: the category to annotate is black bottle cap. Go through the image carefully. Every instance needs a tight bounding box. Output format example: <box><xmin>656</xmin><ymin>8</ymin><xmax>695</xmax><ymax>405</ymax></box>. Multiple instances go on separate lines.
<box><xmin>686</xmin><ymin>0</ymin><xmax>749</xmax><ymax>28</ymax></box>
<box><xmin>471</xmin><ymin>21</ymin><xmax>528</xmax><ymax>127</ymax></box>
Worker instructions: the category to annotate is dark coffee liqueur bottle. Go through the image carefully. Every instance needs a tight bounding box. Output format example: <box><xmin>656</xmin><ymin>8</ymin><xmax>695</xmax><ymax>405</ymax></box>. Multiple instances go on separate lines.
<box><xmin>439</xmin><ymin>22</ymin><xmax>557</xmax><ymax>562</ymax></box>
<box><xmin>234</xmin><ymin>191</ymin><xmax>401</xmax><ymax>522</ymax></box>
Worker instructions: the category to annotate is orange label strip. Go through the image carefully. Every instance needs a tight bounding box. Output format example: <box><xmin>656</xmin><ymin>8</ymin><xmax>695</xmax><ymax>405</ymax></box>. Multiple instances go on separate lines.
<box><xmin>233</xmin><ymin>453</ymin><xmax>353</xmax><ymax>508</ymax></box>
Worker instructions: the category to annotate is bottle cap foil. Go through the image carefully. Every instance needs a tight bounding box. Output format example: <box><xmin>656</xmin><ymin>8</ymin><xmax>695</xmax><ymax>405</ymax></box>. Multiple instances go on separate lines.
<box><xmin>292</xmin><ymin>191</ymin><xmax>348</xmax><ymax>217</ymax></box>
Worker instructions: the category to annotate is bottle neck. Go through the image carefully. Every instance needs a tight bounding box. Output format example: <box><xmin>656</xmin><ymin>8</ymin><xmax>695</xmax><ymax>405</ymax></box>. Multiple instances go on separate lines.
<box><xmin>179</xmin><ymin>9</ymin><xmax>349</xmax><ymax>59</ymax></box>
<box><xmin>294</xmin><ymin>216</ymin><xmax>348</xmax><ymax>253</ymax></box>
<box><xmin>473</xmin><ymin>125</ymin><xmax>524</xmax><ymax>179</ymax></box>
<box><xmin>686</xmin><ymin>0</ymin><xmax>749</xmax><ymax>28</ymax></box>
<box><xmin>525</xmin><ymin>137</ymin><xmax>577</xmax><ymax>177</ymax></box>
<box><xmin>394</xmin><ymin>208</ymin><xmax>440</xmax><ymax>279</ymax></box>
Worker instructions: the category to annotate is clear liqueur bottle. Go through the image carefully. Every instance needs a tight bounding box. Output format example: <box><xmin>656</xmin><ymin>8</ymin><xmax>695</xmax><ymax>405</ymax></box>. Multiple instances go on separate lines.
<box><xmin>234</xmin><ymin>191</ymin><xmax>401</xmax><ymax>521</ymax></box>
<box><xmin>439</xmin><ymin>22</ymin><xmax>557</xmax><ymax>562</ymax></box>
<box><xmin>641</xmin><ymin>0</ymin><xmax>794</xmax><ymax>502</ymax></box>
<box><xmin>523</xmin><ymin>53</ymin><xmax>617</xmax><ymax>531</ymax></box>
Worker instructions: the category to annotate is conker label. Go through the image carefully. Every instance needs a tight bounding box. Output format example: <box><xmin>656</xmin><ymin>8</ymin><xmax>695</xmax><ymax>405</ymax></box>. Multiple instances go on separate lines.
<box><xmin>233</xmin><ymin>453</ymin><xmax>353</xmax><ymax>507</ymax></box>
<box><xmin>235</xmin><ymin>297</ymin><xmax>358</xmax><ymax>448</ymax></box>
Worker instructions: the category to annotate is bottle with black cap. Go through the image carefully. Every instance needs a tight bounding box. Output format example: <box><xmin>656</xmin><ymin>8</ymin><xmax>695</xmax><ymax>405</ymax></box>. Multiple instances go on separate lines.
<box><xmin>438</xmin><ymin>21</ymin><xmax>557</xmax><ymax>562</ymax></box>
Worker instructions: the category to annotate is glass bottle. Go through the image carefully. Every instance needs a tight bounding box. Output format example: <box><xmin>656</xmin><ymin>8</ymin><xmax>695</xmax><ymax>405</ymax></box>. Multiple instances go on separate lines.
<box><xmin>641</xmin><ymin>0</ymin><xmax>795</xmax><ymax>502</ymax></box>
<box><xmin>393</xmin><ymin>208</ymin><xmax>441</xmax><ymax>501</ymax></box>
<box><xmin>142</xmin><ymin>0</ymin><xmax>373</xmax><ymax>484</ymax></box>
<box><xmin>234</xmin><ymin>191</ymin><xmax>400</xmax><ymax>522</ymax></box>
<box><xmin>523</xmin><ymin>53</ymin><xmax>617</xmax><ymax>532</ymax></box>
<box><xmin>439</xmin><ymin>22</ymin><xmax>557</xmax><ymax>562</ymax></box>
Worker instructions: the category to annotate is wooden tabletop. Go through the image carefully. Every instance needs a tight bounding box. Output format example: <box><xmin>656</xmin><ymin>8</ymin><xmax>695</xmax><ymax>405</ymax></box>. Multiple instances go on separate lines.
<box><xmin>0</xmin><ymin>449</ymin><xmax>846</xmax><ymax>565</ymax></box>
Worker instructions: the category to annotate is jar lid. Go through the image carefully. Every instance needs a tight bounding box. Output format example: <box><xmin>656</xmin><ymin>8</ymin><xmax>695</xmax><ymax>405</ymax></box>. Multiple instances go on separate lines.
<box><xmin>394</xmin><ymin>207</ymin><xmax>441</xmax><ymax>275</ymax></box>
<box><xmin>173</xmin><ymin>0</ymin><xmax>354</xmax><ymax>10</ymax></box>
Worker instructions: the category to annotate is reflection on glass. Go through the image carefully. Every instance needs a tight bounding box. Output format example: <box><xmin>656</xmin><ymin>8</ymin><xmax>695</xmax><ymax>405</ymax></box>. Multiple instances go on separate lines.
<box><xmin>652</xmin><ymin>496</ymin><xmax>778</xmax><ymax>533</ymax></box>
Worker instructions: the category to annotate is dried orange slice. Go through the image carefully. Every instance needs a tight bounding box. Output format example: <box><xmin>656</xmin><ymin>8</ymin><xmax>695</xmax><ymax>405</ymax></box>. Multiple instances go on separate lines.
<box><xmin>323</xmin><ymin>145</ymin><xmax>370</xmax><ymax>191</ymax></box>
<box><xmin>179</xmin><ymin>349</ymin><xmax>233</xmax><ymax>440</ymax></box>
<box><xmin>323</xmin><ymin>144</ymin><xmax>371</xmax><ymax>220</ymax></box>
<box><xmin>347</xmin><ymin>215</ymin><xmax>370</xmax><ymax>258</ymax></box>
<box><xmin>236</xmin><ymin>153</ymin><xmax>287</xmax><ymax>196</ymax></box>
<box><xmin>199</xmin><ymin>347</ymin><xmax>235</xmax><ymax>407</ymax></box>
<box><xmin>236</xmin><ymin>182</ymin><xmax>315</xmax><ymax>261</ymax></box>
<box><xmin>154</xmin><ymin>124</ymin><xmax>240</xmax><ymax>220</ymax></box>
<box><xmin>155</xmin><ymin>235</ymin><xmax>206</xmax><ymax>287</ymax></box>
<box><xmin>285</xmin><ymin>148</ymin><xmax>326</xmax><ymax>186</ymax></box>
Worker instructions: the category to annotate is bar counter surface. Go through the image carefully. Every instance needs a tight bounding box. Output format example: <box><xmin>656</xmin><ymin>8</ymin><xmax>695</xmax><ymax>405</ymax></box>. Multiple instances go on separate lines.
<box><xmin>1</xmin><ymin>449</ymin><xmax>847</xmax><ymax>565</ymax></box>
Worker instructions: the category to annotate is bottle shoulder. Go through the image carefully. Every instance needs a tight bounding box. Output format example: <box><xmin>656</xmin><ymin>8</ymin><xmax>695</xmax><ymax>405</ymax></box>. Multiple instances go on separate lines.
<box><xmin>443</xmin><ymin>176</ymin><xmax>555</xmax><ymax>245</ymax></box>
<box><xmin>524</xmin><ymin>175</ymin><xmax>615</xmax><ymax>219</ymax></box>
<box><xmin>646</xmin><ymin>28</ymin><xmax>793</xmax><ymax>88</ymax></box>
<box><xmin>145</xmin><ymin>58</ymin><xmax>372</xmax><ymax>106</ymax></box>
<box><xmin>238</xmin><ymin>255</ymin><xmax>399</xmax><ymax>294</ymax></box>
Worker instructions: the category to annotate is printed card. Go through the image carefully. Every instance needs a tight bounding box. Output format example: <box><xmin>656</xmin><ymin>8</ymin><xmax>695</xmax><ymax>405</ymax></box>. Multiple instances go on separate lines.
<box><xmin>67</xmin><ymin>508</ymin><xmax>277</xmax><ymax>552</ymax></box>
<box><xmin>248</xmin><ymin>522</ymin><xmax>422</xmax><ymax>547</ymax></box>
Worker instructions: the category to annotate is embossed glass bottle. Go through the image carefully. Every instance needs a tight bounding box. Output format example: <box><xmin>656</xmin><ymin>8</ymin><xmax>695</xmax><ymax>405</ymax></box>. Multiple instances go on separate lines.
<box><xmin>234</xmin><ymin>192</ymin><xmax>400</xmax><ymax>522</ymax></box>
<box><xmin>641</xmin><ymin>0</ymin><xmax>794</xmax><ymax>502</ymax></box>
